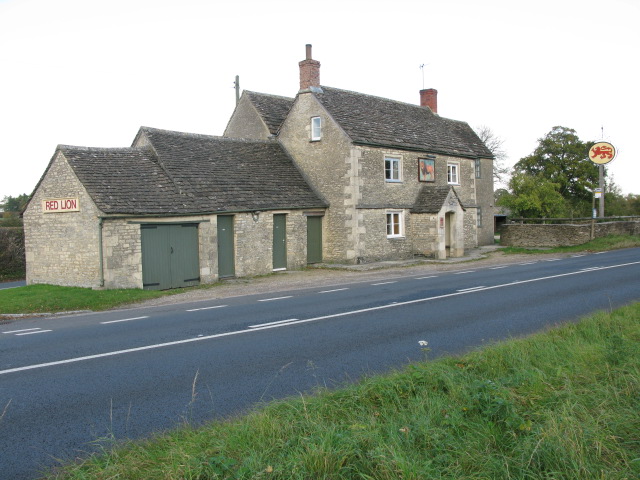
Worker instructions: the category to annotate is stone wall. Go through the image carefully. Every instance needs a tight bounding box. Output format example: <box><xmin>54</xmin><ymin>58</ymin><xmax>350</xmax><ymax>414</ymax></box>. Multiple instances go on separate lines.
<box><xmin>102</xmin><ymin>220</ymin><xmax>142</xmax><ymax>289</ymax></box>
<box><xmin>223</xmin><ymin>95</ymin><xmax>272</xmax><ymax>140</ymax></box>
<box><xmin>23</xmin><ymin>152</ymin><xmax>103</xmax><ymax>287</ymax></box>
<box><xmin>475</xmin><ymin>157</ymin><xmax>495</xmax><ymax>246</ymax></box>
<box><xmin>500</xmin><ymin>221</ymin><xmax>640</xmax><ymax>247</ymax></box>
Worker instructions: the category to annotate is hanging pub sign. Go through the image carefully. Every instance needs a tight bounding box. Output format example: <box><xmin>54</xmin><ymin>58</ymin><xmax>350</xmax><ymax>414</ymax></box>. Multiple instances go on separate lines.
<box><xmin>588</xmin><ymin>142</ymin><xmax>616</xmax><ymax>165</ymax></box>
<box><xmin>42</xmin><ymin>198</ymin><xmax>80</xmax><ymax>213</ymax></box>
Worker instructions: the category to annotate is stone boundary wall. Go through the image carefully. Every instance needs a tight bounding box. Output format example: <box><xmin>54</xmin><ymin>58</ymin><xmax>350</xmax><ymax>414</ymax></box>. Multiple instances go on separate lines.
<box><xmin>500</xmin><ymin>221</ymin><xmax>640</xmax><ymax>247</ymax></box>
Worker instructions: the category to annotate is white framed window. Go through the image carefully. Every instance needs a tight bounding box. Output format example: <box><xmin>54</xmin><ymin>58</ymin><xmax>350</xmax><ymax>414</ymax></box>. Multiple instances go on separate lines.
<box><xmin>447</xmin><ymin>162</ymin><xmax>460</xmax><ymax>184</ymax></box>
<box><xmin>386</xmin><ymin>211</ymin><xmax>404</xmax><ymax>238</ymax></box>
<box><xmin>385</xmin><ymin>156</ymin><xmax>402</xmax><ymax>182</ymax></box>
<box><xmin>311</xmin><ymin>116</ymin><xmax>322</xmax><ymax>141</ymax></box>
<box><xmin>475</xmin><ymin>158</ymin><xmax>481</xmax><ymax>178</ymax></box>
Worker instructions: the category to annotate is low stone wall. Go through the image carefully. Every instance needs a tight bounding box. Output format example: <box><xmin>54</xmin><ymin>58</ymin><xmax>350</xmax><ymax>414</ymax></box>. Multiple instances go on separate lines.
<box><xmin>500</xmin><ymin>221</ymin><xmax>640</xmax><ymax>247</ymax></box>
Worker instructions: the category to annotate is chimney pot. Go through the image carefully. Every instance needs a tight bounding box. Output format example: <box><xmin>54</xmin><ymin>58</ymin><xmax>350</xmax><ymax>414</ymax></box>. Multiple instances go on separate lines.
<box><xmin>420</xmin><ymin>88</ymin><xmax>438</xmax><ymax>113</ymax></box>
<box><xmin>305</xmin><ymin>44</ymin><xmax>312</xmax><ymax>60</ymax></box>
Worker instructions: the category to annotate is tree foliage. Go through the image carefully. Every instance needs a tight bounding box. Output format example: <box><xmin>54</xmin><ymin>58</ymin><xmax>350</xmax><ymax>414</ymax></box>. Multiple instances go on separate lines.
<box><xmin>513</xmin><ymin>126</ymin><xmax>597</xmax><ymax>209</ymax></box>
<box><xmin>475</xmin><ymin>125</ymin><xmax>509</xmax><ymax>184</ymax></box>
<box><xmin>498</xmin><ymin>172</ymin><xmax>566</xmax><ymax>218</ymax></box>
<box><xmin>0</xmin><ymin>194</ymin><xmax>30</xmax><ymax>213</ymax></box>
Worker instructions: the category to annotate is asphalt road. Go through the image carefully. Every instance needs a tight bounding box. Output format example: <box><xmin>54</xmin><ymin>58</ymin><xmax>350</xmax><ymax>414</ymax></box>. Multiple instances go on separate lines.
<box><xmin>1</xmin><ymin>248</ymin><xmax>639</xmax><ymax>479</ymax></box>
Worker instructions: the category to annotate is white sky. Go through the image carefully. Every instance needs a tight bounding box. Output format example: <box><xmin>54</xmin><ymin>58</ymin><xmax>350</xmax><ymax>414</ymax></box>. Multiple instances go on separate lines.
<box><xmin>1</xmin><ymin>0</ymin><xmax>638</xmax><ymax>198</ymax></box>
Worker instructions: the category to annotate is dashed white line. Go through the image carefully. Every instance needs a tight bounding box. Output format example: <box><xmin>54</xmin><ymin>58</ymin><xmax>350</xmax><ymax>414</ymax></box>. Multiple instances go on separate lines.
<box><xmin>490</xmin><ymin>266</ymin><xmax>508</xmax><ymax>270</ymax></box>
<box><xmin>571</xmin><ymin>254</ymin><xmax>586</xmax><ymax>258</ymax></box>
<box><xmin>519</xmin><ymin>262</ymin><xmax>536</xmax><ymax>265</ymax></box>
<box><xmin>186</xmin><ymin>305</ymin><xmax>228</xmax><ymax>312</ymax></box>
<box><xmin>249</xmin><ymin>318</ymin><xmax>299</xmax><ymax>328</ymax></box>
<box><xmin>544</xmin><ymin>258</ymin><xmax>562</xmax><ymax>262</ymax></box>
<box><xmin>456</xmin><ymin>286</ymin><xmax>486</xmax><ymax>292</ymax></box>
<box><xmin>318</xmin><ymin>288</ymin><xmax>349</xmax><ymax>294</ymax></box>
<box><xmin>3</xmin><ymin>328</ymin><xmax>42</xmax><ymax>334</ymax></box>
<box><xmin>371</xmin><ymin>281</ymin><xmax>397</xmax><ymax>286</ymax></box>
<box><xmin>415</xmin><ymin>275</ymin><xmax>438</xmax><ymax>280</ymax></box>
<box><xmin>16</xmin><ymin>329</ymin><xmax>52</xmax><ymax>336</ymax></box>
<box><xmin>454</xmin><ymin>271</ymin><xmax>474</xmax><ymax>275</ymax></box>
<box><xmin>258</xmin><ymin>296</ymin><xmax>293</xmax><ymax>302</ymax></box>
<box><xmin>100</xmin><ymin>316</ymin><xmax>149</xmax><ymax>325</ymax></box>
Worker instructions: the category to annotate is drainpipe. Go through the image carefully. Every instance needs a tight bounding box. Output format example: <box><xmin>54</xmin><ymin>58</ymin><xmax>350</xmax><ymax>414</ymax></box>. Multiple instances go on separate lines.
<box><xmin>98</xmin><ymin>217</ymin><xmax>105</xmax><ymax>287</ymax></box>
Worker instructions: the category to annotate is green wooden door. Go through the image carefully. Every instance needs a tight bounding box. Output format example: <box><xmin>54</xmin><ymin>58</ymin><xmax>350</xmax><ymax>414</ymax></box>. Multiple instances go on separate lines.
<box><xmin>307</xmin><ymin>216</ymin><xmax>323</xmax><ymax>264</ymax></box>
<box><xmin>217</xmin><ymin>215</ymin><xmax>235</xmax><ymax>278</ymax></box>
<box><xmin>141</xmin><ymin>224</ymin><xmax>200</xmax><ymax>290</ymax></box>
<box><xmin>169</xmin><ymin>224</ymin><xmax>200</xmax><ymax>288</ymax></box>
<box><xmin>273</xmin><ymin>214</ymin><xmax>287</xmax><ymax>270</ymax></box>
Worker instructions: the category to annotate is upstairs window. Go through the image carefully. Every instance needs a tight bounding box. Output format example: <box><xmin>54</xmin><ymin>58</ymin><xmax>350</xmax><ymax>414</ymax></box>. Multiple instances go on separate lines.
<box><xmin>385</xmin><ymin>156</ymin><xmax>402</xmax><ymax>182</ymax></box>
<box><xmin>447</xmin><ymin>162</ymin><xmax>459</xmax><ymax>185</ymax></box>
<box><xmin>475</xmin><ymin>158</ymin><xmax>481</xmax><ymax>178</ymax></box>
<box><xmin>386</xmin><ymin>211</ymin><xmax>404</xmax><ymax>238</ymax></box>
<box><xmin>311</xmin><ymin>116</ymin><xmax>322</xmax><ymax>141</ymax></box>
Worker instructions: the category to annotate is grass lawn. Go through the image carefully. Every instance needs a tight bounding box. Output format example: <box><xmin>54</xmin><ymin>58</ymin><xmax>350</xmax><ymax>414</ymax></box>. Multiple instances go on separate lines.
<box><xmin>44</xmin><ymin>302</ymin><xmax>640</xmax><ymax>479</ymax></box>
<box><xmin>500</xmin><ymin>234</ymin><xmax>640</xmax><ymax>255</ymax></box>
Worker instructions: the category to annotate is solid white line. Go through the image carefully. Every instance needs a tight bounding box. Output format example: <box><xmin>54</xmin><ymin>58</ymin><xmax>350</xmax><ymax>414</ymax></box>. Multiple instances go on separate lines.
<box><xmin>3</xmin><ymin>260</ymin><xmax>638</xmax><ymax>376</ymax></box>
<box><xmin>249</xmin><ymin>319</ymin><xmax>299</xmax><ymax>328</ymax></box>
<box><xmin>16</xmin><ymin>330</ymin><xmax>52</xmax><ymax>336</ymax></box>
<box><xmin>100</xmin><ymin>316</ymin><xmax>149</xmax><ymax>325</ymax></box>
<box><xmin>415</xmin><ymin>275</ymin><xmax>437</xmax><ymax>280</ymax></box>
<box><xmin>3</xmin><ymin>328</ymin><xmax>41</xmax><ymax>334</ymax></box>
<box><xmin>258</xmin><ymin>296</ymin><xmax>293</xmax><ymax>302</ymax></box>
<box><xmin>371</xmin><ymin>281</ymin><xmax>397</xmax><ymax>286</ymax></box>
<box><xmin>186</xmin><ymin>305</ymin><xmax>227</xmax><ymax>312</ymax></box>
<box><xmin>318</xmin><ymin>288</ymin><xmax>349</xmax><ymax>294</ymax></box>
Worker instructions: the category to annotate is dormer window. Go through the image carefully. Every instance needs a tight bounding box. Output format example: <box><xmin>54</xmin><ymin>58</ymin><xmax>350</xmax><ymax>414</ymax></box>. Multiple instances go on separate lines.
<box><xmin>311</xmin><ymin>116</ymin><xmax>322</xmax><ymax>141</ymax></box>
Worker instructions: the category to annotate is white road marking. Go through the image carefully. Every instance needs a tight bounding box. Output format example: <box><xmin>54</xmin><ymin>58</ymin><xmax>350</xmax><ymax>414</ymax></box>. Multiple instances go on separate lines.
<box><xmin>318</xmin><ymin>288</ymin><xmax>349</xmax><ymax>294</ymax></box>
<box><xmin>3</xmin><ymin>328</ymin><xmax>42</xmax><ymax>334</ymax></box>
<box><xmin>16</xmin><ymin>329</ymin><xmax>52</xmax><ymax>336</ymax></box>
<box><xmin>594</xmin><ymin>252</ymin><xmax>608</xmax><ymax>255</ymax></box>
<box><xmin>456</xmin><ymin>286</ymin><xmax>486</xmax><ymax>292</ymax></box>
<box><xmin>249</xmin><ymin>319</ymin><xmax>299</xmax><ymax>328</ymax></box>
<box><xmin>544</xmin><ymin>258</ymin><xmax>562</xmax><ymax>262</ymax></box>
<box><xmin>415</xmin><ymin>275</ymin><xmax>438</xmax><ymax>280</ymax></box>
<box><xmin>3</xmin><ymin>260</ymin><xmax>638</xmax><ymax>376</ymax></box>
<box><xmin>490</xmin><ymin>266</ymin><xmax>508</xmax><ymax>270</ymax></box>
<box><xmin>571</xmin><ymin>254</ymin><xmax>586</xmax><ymax>257</ymax></box>
<box><xmin>186</xmin><ymin>305</ymin><xmax>228</xmax><ymax>312</ymax></box>
<box><xmin>454</xmin><ymin>271</ymin><xmax>474</xmax><ymax>275</ymax></box>
<box><xmin>100</xmin><ymin>316</ymin><xmax>149</xmax><ymax>325</ymax></box>
<box><xmin>519</xmin><ymin>262</ymin><xmax>536</xmax><ymax>265</ymax></box>
<box><xmin>258</xmin><ymin>296</ymin><xmax>293</xmax><ymax>302</ymax></box>
<box><xmin>371</xmin><ymin>281</ymin><xmax>397</xmax><ymax>286</ymax></box>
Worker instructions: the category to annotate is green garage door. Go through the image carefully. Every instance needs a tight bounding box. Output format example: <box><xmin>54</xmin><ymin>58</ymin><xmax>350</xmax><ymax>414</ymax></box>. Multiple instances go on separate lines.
<box><xmin>141</xmin><ymin>224</ymin><xmax>200</xmax><ymax>290</ymax></box>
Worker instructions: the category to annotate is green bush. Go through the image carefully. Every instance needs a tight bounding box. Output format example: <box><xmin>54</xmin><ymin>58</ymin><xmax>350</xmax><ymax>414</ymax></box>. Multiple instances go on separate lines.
<box><xmin>0</xmin><ymin>227</ymin><xmax>25</xmax><ymax>280</ymax></box>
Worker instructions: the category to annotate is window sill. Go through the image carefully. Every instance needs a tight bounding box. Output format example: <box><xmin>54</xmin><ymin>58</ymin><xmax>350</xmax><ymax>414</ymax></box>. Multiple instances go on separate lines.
<box><xmin>385</xmin><ymin>180</ymin><xmax>403</xmax><ymax>184</ymax></box>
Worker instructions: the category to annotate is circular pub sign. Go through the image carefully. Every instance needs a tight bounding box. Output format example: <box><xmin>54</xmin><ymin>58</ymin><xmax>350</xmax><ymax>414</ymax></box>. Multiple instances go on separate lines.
<box><xmin>589</xmin><ymin>142</ymin><xmax>616</xmax><ymax>165</ymax></box>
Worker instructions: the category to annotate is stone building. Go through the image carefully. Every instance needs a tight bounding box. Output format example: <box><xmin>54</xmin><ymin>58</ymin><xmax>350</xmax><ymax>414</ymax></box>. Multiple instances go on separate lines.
<box><xmin>24</xmin><ymin>45</ymin><xmax>494</xmax><ymax>289</ymax></box>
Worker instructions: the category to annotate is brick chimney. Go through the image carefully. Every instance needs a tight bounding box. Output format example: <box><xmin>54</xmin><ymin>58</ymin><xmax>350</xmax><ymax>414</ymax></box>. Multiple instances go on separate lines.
<box><xmin>299</xmin><ymin>44</ymin><xmax>320</xmax><ymax>91</ymax></box>
<box><xmin>420</xmin><ymin>88</ymin><xmax>438</xmax><ymax>113</ymax></box>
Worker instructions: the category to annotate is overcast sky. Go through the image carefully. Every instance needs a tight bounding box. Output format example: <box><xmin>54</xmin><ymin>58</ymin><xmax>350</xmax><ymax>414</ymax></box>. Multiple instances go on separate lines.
<box><xmin>1</xmin><ymin>0</ymin><xmax>637</xmax><ymax>200</ymax></box>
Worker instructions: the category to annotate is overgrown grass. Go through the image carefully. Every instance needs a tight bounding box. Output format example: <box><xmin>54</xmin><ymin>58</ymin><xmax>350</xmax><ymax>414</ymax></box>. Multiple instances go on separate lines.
<box><xmin>501</xmin><ymin>234</ymin><xmax>640</xmax><ymax>255</ymax></box>
<box><xmin>0</xmin><ymin>284</ymin><xmax>178</xmax><ymax>314</ymax></box>
<box><xmin>48</xmin><ymin>303</ymin><xmax>640</xmax><ymax>479</ymax></box>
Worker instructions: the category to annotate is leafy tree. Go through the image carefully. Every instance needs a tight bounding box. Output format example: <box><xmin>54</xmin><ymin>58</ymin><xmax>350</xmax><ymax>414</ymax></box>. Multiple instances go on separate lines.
<box><xmin>0</xmin><ymin>194</ymin><xmax>30</xmax><ymax>213</ymax></box>
<box><xmin>475</xmin><ymin>125</ymin><xmax>509</xmax><ymax>184</ymax></box>
<box><xmin>513</xmin><ymin>126</ymin><xmax>597</xmax><ymax>214</ymax></box>
<box><xmin>497</xmin><ymin>172</ymin><xmax>566</xmax><ymax>218</ymax></box>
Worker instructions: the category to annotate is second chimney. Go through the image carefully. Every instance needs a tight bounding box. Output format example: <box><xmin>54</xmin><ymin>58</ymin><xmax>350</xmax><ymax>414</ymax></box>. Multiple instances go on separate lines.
<box><xmin>420</xmin><ymin>88</ymin><xmax>438</xmax><ymax>113</ymax></box>
<box><xmin>299</xmin><ymin>44</ymin><xmax>321</xmax><ymax>91</ymax></box>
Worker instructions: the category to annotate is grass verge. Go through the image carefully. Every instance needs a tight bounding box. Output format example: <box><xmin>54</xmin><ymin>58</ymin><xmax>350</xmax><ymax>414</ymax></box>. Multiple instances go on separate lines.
<box><xmin>501</xmin><ymin>234</ymin><xmax>640</xmax><ymax>255</ymax></box>
<box><xmin>48</xmin><ymin>302</ymin><xmax>639</xmax><ymax>479</ymax></box>
<box><xmin>0</xmin><ymin>284</ymin><xmax>177</xmax><ymax>314</ymax></box>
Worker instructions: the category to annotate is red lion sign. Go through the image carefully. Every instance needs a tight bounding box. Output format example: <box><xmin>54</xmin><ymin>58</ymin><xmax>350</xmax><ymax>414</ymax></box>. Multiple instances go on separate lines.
<box><xmin>589</xmin><ymin>142</ymin><xmax>616</xmax><ymax>165</ymax></box>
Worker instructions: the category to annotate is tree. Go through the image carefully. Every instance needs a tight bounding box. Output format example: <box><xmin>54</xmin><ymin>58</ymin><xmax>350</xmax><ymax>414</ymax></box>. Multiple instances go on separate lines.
<box><xmin>0</xmin><ymin>194</ymin><xmax>30</xmax><ymax>213</ymax></box>
<box><xmin>475</xmin><ymin>125</ymin><xmax>509</xmax><ymax>184</ymax></box>
<box><xmin>497</xmin><ymin>172</ymin><xmax>566</xmax><ymax>218</ymax></box>
<box><xmin>513</xmin><ymin>126</ymin><xmax>597</xmax><ymax>215</ymax></box>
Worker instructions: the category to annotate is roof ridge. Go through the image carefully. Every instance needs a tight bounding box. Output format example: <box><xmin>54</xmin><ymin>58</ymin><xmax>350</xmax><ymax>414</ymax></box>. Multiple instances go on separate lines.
<box><xmin>57</xmin><ymin>144</ymin><xmax>150</xmax><ymax>153</ymax></box>
<box><xmin>140</xmin><ymin>126</ymin><xmax>277</xmax><ymax>144</ymax></box>
<box><xmin>245</xmin><ymin>90</ymin><xmax>295</xmax><ymax>101</ymax></box>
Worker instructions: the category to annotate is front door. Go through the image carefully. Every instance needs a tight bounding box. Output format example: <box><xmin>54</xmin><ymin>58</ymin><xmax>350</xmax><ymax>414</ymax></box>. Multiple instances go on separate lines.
<box><xmin>217</xmin><ymin>215</ymin><xmax>235</xmax><ymax>278</ymax></box>
<box><xmin>273</xmin><ymin>214</ymin><xmax>287</xmax><ymax>270</ymax></box>
<box><xmin>307</xmin><ymin>215</ymin><xmax>323</xmax><ymax>264</ymax></box>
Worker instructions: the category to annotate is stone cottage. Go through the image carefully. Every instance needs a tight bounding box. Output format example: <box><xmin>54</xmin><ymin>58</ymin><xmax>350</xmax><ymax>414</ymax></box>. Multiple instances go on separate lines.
<box><xmin>24</xmin><ymin>45</ymin><xmax>494</xmax><ymax>289</ymax></box>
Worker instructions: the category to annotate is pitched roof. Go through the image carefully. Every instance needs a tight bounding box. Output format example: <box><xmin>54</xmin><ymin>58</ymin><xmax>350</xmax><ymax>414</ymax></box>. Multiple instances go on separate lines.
<box><xmin>57</xmin><ymin>128</ymin><xmax>326</xmax><ymax>215</ymax></box>
<box><xmin>411</xmin><ymin>185</ymin><xmax>465</xmax><ymax>214</ymax></box>
<box><xmin>312</xmin><ymin>86</ymin><xmax>493</xmax><ymax>159</ymax></box>
<box><xmin>244</xmin><ymin>91</ymin><xmax>294</xmax><ymax>135</ymax></box>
